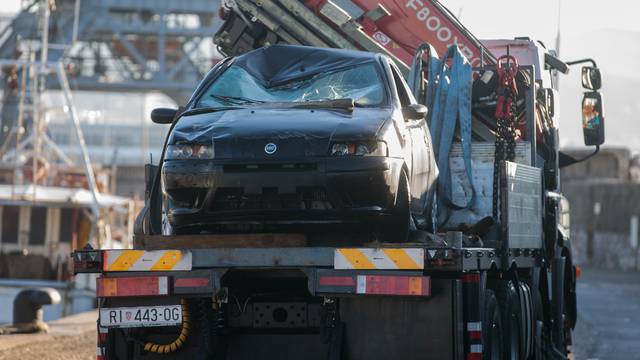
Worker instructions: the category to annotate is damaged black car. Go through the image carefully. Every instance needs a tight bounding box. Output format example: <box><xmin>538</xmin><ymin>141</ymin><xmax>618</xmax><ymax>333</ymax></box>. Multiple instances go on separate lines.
<box><xmin>150</xmin><ymin>45</ymin><xmax>437</xmax><ymax>241</ymax></box>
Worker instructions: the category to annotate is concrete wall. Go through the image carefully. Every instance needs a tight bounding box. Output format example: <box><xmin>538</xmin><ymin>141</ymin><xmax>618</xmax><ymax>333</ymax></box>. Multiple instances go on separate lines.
<box><xmin>561</xmin><ymin>148</ymin><xmax>640</xmax><ymax>271</ymax></box>
<box><xmin>113</xmin><ymin>165</ymin><xmax>145</xmax><ymax>199</ymax></box>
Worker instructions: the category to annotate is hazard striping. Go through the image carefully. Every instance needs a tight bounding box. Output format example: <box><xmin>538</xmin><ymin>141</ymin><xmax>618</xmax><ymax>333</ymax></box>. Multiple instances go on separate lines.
<box><xmin>103</xmin><ymin>250</ymin><xmax>192</xmax><ymax>272</ymax></box>
<box><xmin>334</xmin><ymin>248</ymin><xmax>424</xmax><ymax>270</ymax></box>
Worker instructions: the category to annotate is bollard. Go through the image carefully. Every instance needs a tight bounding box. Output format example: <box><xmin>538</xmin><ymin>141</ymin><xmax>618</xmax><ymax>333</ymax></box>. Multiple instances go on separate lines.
<box><xmin>12</xmin><ymin>288</ymin><xmax>61</xmax><ymax>333</ymax></box>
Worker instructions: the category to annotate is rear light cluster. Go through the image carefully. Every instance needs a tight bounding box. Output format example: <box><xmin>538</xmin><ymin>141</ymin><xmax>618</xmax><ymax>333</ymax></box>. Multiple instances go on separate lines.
<box><xmin>97</xmin><ymin>276</ymin><xmax>169</xmax><ymax>297</ymax></box>
<box><xmin>317</xmin><ymin>273</ymin><xmax>431</xmax><ymax>297</ymax></box>
<box><xmin>330</xmin><ymin>141</ymin><xmax>387</xmax><ymax>156</ymax></box>
<box><xmin>96</xmin><ymin>276</ymin><xmax>212</xmax><ymax>297</ymax></box>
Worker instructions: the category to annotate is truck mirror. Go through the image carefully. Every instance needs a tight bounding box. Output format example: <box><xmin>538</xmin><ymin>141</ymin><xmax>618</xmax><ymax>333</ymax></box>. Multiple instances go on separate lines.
<box><xmin>581</xmin><ymin>91</ymin><xmax>605</xmax><ymax>146</ymax></box>
<box><xmin>581</xmin><ymin>66</ymin><xmax>601</xmax><ymax>90</ymax></box>
<box><xmin>403</xmin><ymin>104</ymin><xmax>428</xmax><ymax>120</ymax></box>
<box><xmin>151</xmin><ymin>108</ymin><xmax>177</xmax><ymax>124</ymax></box>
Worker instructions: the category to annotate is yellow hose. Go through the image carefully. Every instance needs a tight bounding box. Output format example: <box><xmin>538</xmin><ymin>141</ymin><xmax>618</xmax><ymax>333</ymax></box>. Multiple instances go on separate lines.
<box><xmin>143</xmin><ymin>299</ymin><xmax>190</xmax><ymax>354</ymax></box>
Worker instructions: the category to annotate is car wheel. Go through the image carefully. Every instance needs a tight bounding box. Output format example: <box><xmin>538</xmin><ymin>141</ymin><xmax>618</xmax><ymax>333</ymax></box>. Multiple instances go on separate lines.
<box><xmin>382</xmin><ymin>171</ymin><xmax>410</xmax><ymax>242</ymax></box>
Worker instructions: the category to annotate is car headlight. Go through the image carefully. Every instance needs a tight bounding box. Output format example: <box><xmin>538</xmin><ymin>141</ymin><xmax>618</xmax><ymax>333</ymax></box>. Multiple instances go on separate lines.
<box><xmin>165</xmin><ymin>144</ymin><xmax>215</xmax><ymax>160</ymax></box>
<box><xmin>330</xmin><ymin>141</ymin><xmax>387</xmax><ymax>156</ymax></box>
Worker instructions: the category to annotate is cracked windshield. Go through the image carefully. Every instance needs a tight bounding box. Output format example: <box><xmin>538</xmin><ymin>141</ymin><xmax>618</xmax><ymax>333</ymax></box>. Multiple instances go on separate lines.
<box><xmin>197</xmin><ymin>63</ymin><xmax>385</xmax><ymax>107</ymax></box>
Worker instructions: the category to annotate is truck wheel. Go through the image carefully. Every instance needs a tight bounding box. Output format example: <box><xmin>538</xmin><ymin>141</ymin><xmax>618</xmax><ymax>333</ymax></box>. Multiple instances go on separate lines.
<box><xmin>483</xmin><ymin>289</ymin><xmax>503</xmax><ymax>360</ymax></box>
<box><xmin>383</xmin><ymin>171</ymin><xmax>410</xmax><ymax>242</ymax></box>
<box><xmin>496</xmin><ymin>280</ymin><xmax>523</xmax><ymax>360</ymax></box>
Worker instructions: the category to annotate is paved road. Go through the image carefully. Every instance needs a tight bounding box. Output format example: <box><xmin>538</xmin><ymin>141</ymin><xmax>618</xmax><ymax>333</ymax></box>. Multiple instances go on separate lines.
<box><xmin>3</xmin><ymin>271</ymin><xmax>639</xmax><ymax>360</ymax></box>
<box><xmin>0</xmin><ymin>310</ymin><xmax>96</xmax><ymax>360</ymax></box>
<box><xmin>572</xmin><ymin>267</ymin><xmax>640</xmax><ymax>360</ymax></box>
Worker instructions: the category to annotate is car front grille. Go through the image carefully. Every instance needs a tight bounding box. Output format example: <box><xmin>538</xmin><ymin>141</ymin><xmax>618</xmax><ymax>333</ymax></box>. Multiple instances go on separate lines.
<box><xmin>223</xmin><ymin>163</ymin><xmax>317</xmax><ymax>172</ymax></box>
<box><xmin>210</xmin><ymin>187</ymin><xmax>332</xmax><ymax>211</ymax></box>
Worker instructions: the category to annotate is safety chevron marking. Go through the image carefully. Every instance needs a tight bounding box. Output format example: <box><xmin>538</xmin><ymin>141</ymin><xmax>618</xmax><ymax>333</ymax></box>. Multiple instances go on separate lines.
<box><xmin>103</xmin><ymin>250</ymin><xmax>192</xmax><ymax>272</ymax></box>
<box><xmin>334</xmin><ymin>248</ymin><xmax>424</xmax><ymax>270</ymax></box>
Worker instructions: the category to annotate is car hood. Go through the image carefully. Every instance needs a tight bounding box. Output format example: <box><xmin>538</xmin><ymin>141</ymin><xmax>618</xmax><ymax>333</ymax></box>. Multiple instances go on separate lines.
<box><xmin>168</xmin><ymin>107</ymin><xmax>393</xmax><ymax>159</ymax></box>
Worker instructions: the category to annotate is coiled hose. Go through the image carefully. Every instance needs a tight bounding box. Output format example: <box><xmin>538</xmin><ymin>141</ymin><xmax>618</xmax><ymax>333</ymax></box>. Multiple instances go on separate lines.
<box><xmin>143</xmin><ymin>299</ymin><xmax>190</xmax><ymax>354</ymax></box>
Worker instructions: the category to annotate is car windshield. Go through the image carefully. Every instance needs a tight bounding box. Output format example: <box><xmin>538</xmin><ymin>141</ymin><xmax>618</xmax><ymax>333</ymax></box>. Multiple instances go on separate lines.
<box><xmin>196</xmin><ymin>62</ymin><xmax>386</xmax><ymax>108</ymax></box>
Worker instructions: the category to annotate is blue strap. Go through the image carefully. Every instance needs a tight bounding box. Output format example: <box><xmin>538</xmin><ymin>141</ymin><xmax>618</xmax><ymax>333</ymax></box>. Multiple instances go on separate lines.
<box><xmin>427</xmin><ymin>45</ymin><xmax>475</xmax><ymax>210</ymax></box>
<box><xmin>407</xmin><ymin>43</ymin><xmax>439</xmax><ymax>112</ymax></box>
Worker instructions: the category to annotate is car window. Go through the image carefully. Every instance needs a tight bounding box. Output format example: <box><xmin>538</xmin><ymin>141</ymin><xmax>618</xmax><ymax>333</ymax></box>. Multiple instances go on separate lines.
<box><xmin>390</xmin><ymin>65</ymin><xmax>411</xmax><ymax>108</ymax></box>
<box><xmin>197</xmin><ymin>63</ymin><xmax>386</xmax><ymax>107</ymax></box>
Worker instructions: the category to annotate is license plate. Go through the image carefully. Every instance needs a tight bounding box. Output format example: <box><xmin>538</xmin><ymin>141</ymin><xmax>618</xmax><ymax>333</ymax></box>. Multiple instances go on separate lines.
<box><xmin>100</xmin><ymin>305</ymin><xmax>182</xmax><ymax>328</ymax></box>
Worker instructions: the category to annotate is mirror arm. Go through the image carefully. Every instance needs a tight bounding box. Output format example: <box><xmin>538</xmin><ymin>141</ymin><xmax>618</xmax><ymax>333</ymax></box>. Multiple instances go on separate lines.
<box><xmin>566</xmin><ymin>58</ymin><xmax>598</xmax><ymax>68</ymax></box>
<box><xmin>559</xmin><ymin>145</ymin><xmax>600</xmax><ymax>168</ymax></box>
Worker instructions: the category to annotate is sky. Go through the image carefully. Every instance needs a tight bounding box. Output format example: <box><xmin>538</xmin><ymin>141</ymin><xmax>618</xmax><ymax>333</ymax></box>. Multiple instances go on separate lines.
<box><xmin>442</xmin><ymin>0</ymin><xmax>640</xmax><ymax>52</ymax></box>
<box><xmin>445</xmin><ymin>0</ymin><xmax>640</xmax><ymax>151</ymax></box>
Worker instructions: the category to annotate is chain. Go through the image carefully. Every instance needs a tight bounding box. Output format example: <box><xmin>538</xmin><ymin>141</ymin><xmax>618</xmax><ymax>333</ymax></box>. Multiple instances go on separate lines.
<box><xmin>493</xmin><ymin>56</ymin><xmax>519</xmax><ymax>220</ymax></box>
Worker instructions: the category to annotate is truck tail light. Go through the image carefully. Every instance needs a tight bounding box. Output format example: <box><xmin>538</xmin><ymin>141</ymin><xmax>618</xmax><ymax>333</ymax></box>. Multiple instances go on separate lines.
<box><xmin>356</xmin><ymin>275</ymin><xmax>430</xmax><ymax>296</ymax></box>
<box><xmin>316</xmin><ymin>272</ymin><xmax>430</xmax><ymax>297</ymax></box>
<box><xmin>319</xmin><ymin>276</ymin><xmax>356</xmax><ymax>287</ymax></box>
<box><xmin>97</xmin><ymin>276</ymin><xmax>169</xmax><ymax>297</ymax></box>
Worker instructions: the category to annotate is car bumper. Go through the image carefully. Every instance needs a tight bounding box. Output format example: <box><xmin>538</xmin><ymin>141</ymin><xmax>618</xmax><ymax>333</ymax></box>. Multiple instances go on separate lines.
<box><xmin>161</xmin><ymin>156</ymin><xmax>403</xmax><ymax>228</ymax></box>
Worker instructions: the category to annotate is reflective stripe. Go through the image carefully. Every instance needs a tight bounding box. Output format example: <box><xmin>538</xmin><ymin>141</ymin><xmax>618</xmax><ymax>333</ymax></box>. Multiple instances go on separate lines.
<box><xmin>336</xmin><ymin>249</ymin><xmax>376</xmax><ymax>269</ymax></box>
<box><xmin>103</xmin><ymin>250</ymin><xmax>192</xmax><ymax>272</ymax></box>
<box><xmin>334</xmin><ymin>248</ymin><xmax>424</xmax><ymax>270</ymax></box>
<box><xmin>150</xmin><ymin>251</ymin><xmax>184</xmax><ymax>271</ymax></box>
<box><xmin>382</xmin><ymin>249</ymin><xmax>422</xmax><ymax>269</ymax></box>
<box><xmin>105</xmin><ymin>251</ymin><xmax>144</xmax><ymax>271</ymax></box>
<box><xmin>470</xmin><ymin>344</ymin><xmax>483</xmax><ymax>353</ymax></box>
<box><xmin>467</xmin><ymin>321</ymin><xmax>482</xmax><ymax>331</ymax></box>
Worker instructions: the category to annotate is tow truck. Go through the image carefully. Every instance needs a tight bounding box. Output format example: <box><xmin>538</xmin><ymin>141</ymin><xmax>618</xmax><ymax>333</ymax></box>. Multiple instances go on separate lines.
<box><xmin>72</xmin><ymin>0</ymin><xmax>606</xmax><ymax>358</ymax></box>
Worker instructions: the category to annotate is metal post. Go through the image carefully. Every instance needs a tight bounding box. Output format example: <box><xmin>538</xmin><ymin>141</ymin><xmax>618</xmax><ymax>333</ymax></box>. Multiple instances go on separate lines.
<box><xmin>72</xmin><ymin>0</ymin><xmax>81</xmax><ymax>44</ymax></box>
<box><xmin>40</xmin><ymin>0</ymin><xmax>50</xmax><ymax>66</ymax></box>
<box><xmin>523</xmin><ymin>66</ymin><xmax>537</xmax><ymax>167</ymax></box>
<box><xmin>158</xmin><ymin>11</ymin><xmax>166</xmax><ymax>78</ymax></box>
<box><xmin>631</xmin><ymin>215</ymin><xmax>638</xmax><ymax>271</ymax></box>
<box><xmin>55</xmin><ymin>62</ymin><xmax>101</xmax><ymax>243</ymax></box>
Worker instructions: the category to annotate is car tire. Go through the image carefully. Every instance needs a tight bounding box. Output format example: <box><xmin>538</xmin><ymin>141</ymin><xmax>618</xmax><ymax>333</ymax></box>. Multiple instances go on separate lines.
<box><xmin>382</xmin><ymin>171</ymin><xmax>410</xmax><ymax>242</ymax></box>
<box><xmin>496</xmin><ymin>280</ymin><xmax>523</xmax><ymax>360</ymax></box>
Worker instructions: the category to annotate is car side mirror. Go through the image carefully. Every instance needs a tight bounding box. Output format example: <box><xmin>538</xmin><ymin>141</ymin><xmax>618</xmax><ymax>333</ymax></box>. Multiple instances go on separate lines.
<box><xmin>402</xmin><ymin>104</ymin><xmax>428</xmax><ymax>120</ymax></box>
<box><xmin>581</xmin><ymin>66</ymin><xmax>601</xmax><ymax>90</ymax></box>
<box><xmin>582</xmin><ymin>91</ymin><xmax>605</xmax><ymax>146</ymax></box>
<box><xmin>151</xmin><ymin>108</ymin><xmax>177</xmax><ymax>124</ymax></box>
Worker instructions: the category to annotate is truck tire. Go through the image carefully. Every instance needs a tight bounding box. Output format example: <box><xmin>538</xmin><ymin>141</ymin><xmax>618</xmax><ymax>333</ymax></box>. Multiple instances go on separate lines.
<box><xmin>483</xmin><ymin>289</ymin><xmax>503</xmax><ymax>360</ymax></box>
<box><xmin>517</xmin><ymin>282</ymin><xmax>534</xmax><ymax>360</ymax></box>
<box><xmin>383</xmin><ymin>171</ymin><xmax>410</xmax><ymax>242</ymax></box>
<box><xmin>495</xmin><ymin>280</ymin><xmax>523</xmax><ymax>360</ymax></box>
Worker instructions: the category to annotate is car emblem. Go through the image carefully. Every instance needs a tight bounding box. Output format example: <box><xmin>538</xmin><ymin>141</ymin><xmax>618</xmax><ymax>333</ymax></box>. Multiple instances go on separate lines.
<box><xmin>264</xmin><ymin>143</ymin><xmax>277</xmax><ymax>154</ymax></box>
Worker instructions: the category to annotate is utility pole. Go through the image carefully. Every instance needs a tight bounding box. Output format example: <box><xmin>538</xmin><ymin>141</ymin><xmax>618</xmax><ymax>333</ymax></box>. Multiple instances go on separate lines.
<box><xmin>631</xmin><ymin>215</ymin><xmax>639</xmax><ymax>271</ymax></box>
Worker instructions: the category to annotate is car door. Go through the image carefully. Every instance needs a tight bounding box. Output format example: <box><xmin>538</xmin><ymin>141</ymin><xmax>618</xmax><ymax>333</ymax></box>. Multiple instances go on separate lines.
<box><xmin>389</xmin><ymin>65</ymin><xmax>431</xmax><ymax>214</ymax></box>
